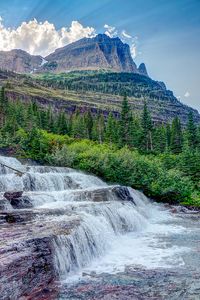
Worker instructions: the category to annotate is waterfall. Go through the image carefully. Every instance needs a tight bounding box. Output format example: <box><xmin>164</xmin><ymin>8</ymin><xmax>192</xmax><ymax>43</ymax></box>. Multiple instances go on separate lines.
<box><xmin>0</xmin><ymin>155</ymin><xmax>186</xmax><ymax>287</ymax></box>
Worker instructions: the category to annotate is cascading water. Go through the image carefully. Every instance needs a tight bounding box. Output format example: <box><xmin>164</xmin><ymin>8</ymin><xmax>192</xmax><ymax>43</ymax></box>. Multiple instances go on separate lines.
<box><xmin>0</xmin><ymin>155</ymin><xmax>199</xmax><ymax>299</ymax></box>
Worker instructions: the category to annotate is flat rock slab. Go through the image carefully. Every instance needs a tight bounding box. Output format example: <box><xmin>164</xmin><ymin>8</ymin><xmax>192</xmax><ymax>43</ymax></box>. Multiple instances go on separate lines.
<box><xmin>0</xmin><ymin>209</ymin><xmax>80</xmax><ymax>300</ymax></box>
<box><xmin>58</xmin><ymin>267</ymin><xmax>200</xmax><ymax>300</ymax></box>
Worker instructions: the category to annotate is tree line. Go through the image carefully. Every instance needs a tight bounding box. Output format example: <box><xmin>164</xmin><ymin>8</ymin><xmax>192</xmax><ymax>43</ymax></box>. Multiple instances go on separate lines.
<box><xmin>0</xmin><ymin>87</ymin><xmax>200</xmax><ymax>156</ymax></box>
<box><xmin>0</xmin><ymin>86</ymin><xmax>200</xmax><ymax>205</ymax></box>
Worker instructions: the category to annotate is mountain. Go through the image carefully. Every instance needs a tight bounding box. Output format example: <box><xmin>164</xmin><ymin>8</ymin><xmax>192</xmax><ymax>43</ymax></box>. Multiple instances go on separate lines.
<box><xmin>0</xmin><ymin>49</ymin><xmax>44</xmax><ymax>73</ymax></box>
<box><xmin>138</xmin><ymin>63</ymin><xmax>148</xmax><ymax>77</ymax></box>
<box><xmin>0</xmin><ymin>69</ymin><xmax>199</xmax><ymax>125</ymax></box>
<box><xmin>44</xmin><ymin>34</ymin><xmax>138</xmax><ymax>73</ymax></box>
<box><xmin>45</xmin><ymin>34</ymin><xmax>138</xmax><ymax>73</ymax></box>
<box><xmin>0</xmin><ymin>35</ymin><xmax>147</xmax><ymax>74</ymax></box>
<box><xmin>0</xmin><ymin>34</ymin><xmax>199</xmax><ymax>125</ymax></box>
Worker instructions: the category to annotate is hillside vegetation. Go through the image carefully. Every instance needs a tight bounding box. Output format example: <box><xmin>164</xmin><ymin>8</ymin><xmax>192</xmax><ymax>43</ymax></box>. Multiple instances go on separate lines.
<box><xmin>0</xmin><ymin>86</ymin><xmax>200</xmax><ymax>207</ymax></box>
<box><xmin>0</xmin><ymin>69</ymin><xmax>199</xmax><ymax>125</ymax></box>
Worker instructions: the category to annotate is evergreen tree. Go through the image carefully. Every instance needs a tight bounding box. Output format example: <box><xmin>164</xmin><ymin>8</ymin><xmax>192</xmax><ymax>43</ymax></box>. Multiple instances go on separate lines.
<box><xmin>97</xmin><ymin>114</ymin><xmax>105</xmax><ymax>144</ymax></box>
<box><xmin>0</xmin><ymin>87</ymin><xmax>8</xmax><ymax>125</ymax></box>
<box><xmin>84</xmin><ymin>111</ymin><xmax>93</xmax><ymax>139</ymax></box>
<box><xmin>129</xmin><ymin>115</ymin><xmax>142</xmax><ymax>149</ymax></box>
<box><xmin>119</xmin><ymin>95</ymin><xmax>132</xmax><ymax>146</ymax></box>
<box><xmin>71</xmin><ymin>111</ymin><xmax>87</xmax><ymax>138</ymax></box>
<box><xmin>48</xmin><ymin>108</ymin><xmax>56</xmax><ymax>133</ymax></box>
<box><xmin>170</xmin><ymin>117</ymin><xmax>183</xmax><ymax>154</ymax></box>
<box><xmin>141</xmin><ymin>102</ymin><xmax>153</xmax><ymax>152</ymax></box>
<box><xmin>166</xmin><ymin>123</ymin><xmax>171</xmax><ymax>151</ymax></box>
<box><xmin>105</xmin><ymin>113</ymin><xmax>115</xmax><ymax>144</ymax></box>
<box><xmin>56</xmin><ymin>112</ymin><xmax>68</xmax><ymax>135</ymax></box>
<box><xmin>186</xmin><ymin>112</ymin><xmax>197</xmax><ymax>149</ymax></box>
<box><xmin>180</xmin><ymin>147</ymin><xmax>200</xmax><ymax>187</ymax></box>
<box><xmin>153</xmin><ymin>125</ymin><xmax>166</xmax><ymax>153</ymax></box>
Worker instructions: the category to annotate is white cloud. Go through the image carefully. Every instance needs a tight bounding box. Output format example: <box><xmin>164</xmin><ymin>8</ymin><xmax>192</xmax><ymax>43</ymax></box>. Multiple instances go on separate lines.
<box><xmin>104</xmin><ymin>24</ymin><xmax>118</xmax><ymax>38</ymax></box>
<box><xmin>130</xmin><ymin>43</ymin><xmax>137</xmax><ymax>58</ymax></box>
<box><xmin>0</xmin><ymin>18</ymin><xmax>138</xmax><ymax>59</ymax></box>
<box><xmin>121</xmin><ymin>30</ymin><xmax>131</xmax><ymax>39</ymax></box>
<box><xmin>0</xmin><ymin>18</ymin><xmax>96</xmax><ymax>57</ymax></box>
<box><xmin>184</xmin><ymin>91</ymin><xmax>190</xmax><ymax>97</ymax></box>
<box><xmin>104</xmin><ymin>24</ymin><xmax>138</xmax><ymax>58</ymax></box>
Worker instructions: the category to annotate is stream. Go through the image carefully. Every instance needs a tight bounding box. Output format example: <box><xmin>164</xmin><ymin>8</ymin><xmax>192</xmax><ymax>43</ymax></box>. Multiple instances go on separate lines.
<box><xmin>0</xmin><ymin>155</ymin><xmax>199</xmax><ymax>300</ymax></box>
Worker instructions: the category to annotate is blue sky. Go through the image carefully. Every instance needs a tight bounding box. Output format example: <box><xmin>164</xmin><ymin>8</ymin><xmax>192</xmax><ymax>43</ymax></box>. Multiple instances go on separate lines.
<box><xmin>0</xmin><ymin>0</ymin><xmax>199</xmax><ymax>110</ymax></box>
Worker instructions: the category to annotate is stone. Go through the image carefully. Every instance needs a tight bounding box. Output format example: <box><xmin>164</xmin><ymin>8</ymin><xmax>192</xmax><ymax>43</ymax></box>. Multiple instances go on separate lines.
<box><xmin>4</xmin><ymin>191</ymin><xmax>23</xmax><ymax>200</ymax></box>
<box><xmin>9</xmin><ymin>196</ymin><xmax>33</xmax><ymax>209</ymax></box>
<box><xmin>0</xmin><ymin>49</ymin><xmax>43</xmax><ymax>73</ymax></box>
<box><xmin>138</xmin><ymin>63</ymin><xmax>149</xmax><ymax>77</ymax></box>
<box><xmin>44</xmin><ymin>34</ymin><xmax>138</xmax><ymax>73</ymax></box>
<box><xmin>112</xmin><ymin>186</ymin><xmax>136</xmax><ymax>205</ymax></box>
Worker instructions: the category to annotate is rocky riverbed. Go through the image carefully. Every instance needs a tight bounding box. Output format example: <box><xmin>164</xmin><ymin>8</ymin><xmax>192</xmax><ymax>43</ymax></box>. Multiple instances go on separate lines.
<box><xmin>0</xmin><ymin>156</ymin><xmax>199</xmax><ymax>300</ymax></box>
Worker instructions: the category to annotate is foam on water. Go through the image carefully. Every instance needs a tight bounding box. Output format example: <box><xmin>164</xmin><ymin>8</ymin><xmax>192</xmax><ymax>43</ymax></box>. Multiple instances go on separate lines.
<box><xmin>0</xmin><ymin>155</ymin><xmax>190</xmax><ymax>284</ymax></box>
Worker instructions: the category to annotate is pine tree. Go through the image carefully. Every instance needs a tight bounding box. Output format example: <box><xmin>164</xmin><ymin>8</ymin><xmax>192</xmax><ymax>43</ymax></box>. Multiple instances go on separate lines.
<box><xmin>56</xmin><ymin>112</ymin><xmax>68</xmax><ymax>135</ymax></box>
<box><xmin>119</xmin><ymin>95</ymin><xmax>132</xmax><ymax>147</ymax></box>
<box><xmin>0</xmin><ymin>87</ymin><xmax>8</xmax><ymax>125</ymax></box>
<box><xmin>166</xmin><ymin>123</ymin><xmax>171</xmax><ymax>151</ymax></box>
<box><xmin>97</xmin><ymin>114</ymin><xmax>105</xmax><ymax>144</ymax></box>
<box><xmin>170</xmin><ymin>117</ymin><xmax>183</xmax><ymax>154</ymax></box>
<box><xmin>48</xmin><ymin>108</ymin><xmax>56</xmax><ymax>133</ymax></box>
<box><xmin>129</xmin><ymin>115</ymin><xmax>142</xmax><ymax>149</ymax></box>
<box><xmin>71</xmin><ymin>111</ymin><xmax>87</xmax><ymax>138</ymax></box>
<box><xmin>153</xmin><ymin>125</ymin><xmax>166</xmax><ymax>153</ymax></box>
<box><xmin>84</xmin><ymin>111</ymin><xmax>93</xmax><ymax>139</ymax></box>
<box><xmin>187</xmin><ymin>112</ymin><xmax>197</xmax><ymax>150</ymax></box>
<box><xmin>105</xmin><ymin>113</ymin><xmax>115</xmax><ymax>144</ymax></box>
<box><xmin>141</xmin><ymin>102</ymin><xmax>153</xmax><ymax>152</ymax></box>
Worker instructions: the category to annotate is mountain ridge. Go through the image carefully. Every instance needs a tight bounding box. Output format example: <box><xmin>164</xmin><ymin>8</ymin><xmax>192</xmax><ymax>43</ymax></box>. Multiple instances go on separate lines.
<box><xmin>0</xmin><ymin>69</ymin><xmax>199</xmax><ymax>126</ymax></box>
<box><xmin>44</xmin><ymin>34</ymin><xmax>139</xmax><ymax>73</ymax></box>
<box><xmin>0</xmin><ymin>34</ymin><xmax>199</xmax><ymax>125</ymax></box>
<box><xmin>0</xmin><ymin>34</ymin><xmax>147</xmax><ymax>75</ymax></box>
<box><xmin>0</xmin><ymin>49</ymin><xmax>44</xmax><ymax>73</ymax></box>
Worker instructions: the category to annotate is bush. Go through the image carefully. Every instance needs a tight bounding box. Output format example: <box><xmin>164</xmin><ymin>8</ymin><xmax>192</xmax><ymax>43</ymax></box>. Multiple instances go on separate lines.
<box><xmin>48</xmin><ymin>140</ymin><xmax>194</xmax><ymax>203</ymax></box>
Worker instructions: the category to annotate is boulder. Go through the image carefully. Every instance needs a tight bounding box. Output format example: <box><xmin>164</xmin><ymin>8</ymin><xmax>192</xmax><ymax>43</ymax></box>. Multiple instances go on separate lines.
<box><xmin>112</xmin><ymin>186</ymin><xmax>136</xmax><ymax>205</ymax></box>
<box><xmin>9</xmin><ymin>196</ymin><xmax>33</xmax><ymax>209</ymax></box>
<box><xmin>4</xmin><ymin>191</ymin><xmax>23</xmax><ymax>200</ymax></box>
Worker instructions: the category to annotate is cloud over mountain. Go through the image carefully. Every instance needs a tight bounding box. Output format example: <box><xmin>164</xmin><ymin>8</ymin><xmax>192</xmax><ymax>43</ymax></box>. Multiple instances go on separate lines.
<box><xmin>0</xmin><ymin>18</ymin><xmax>138</xmax><ymax>59</ymax></box>
<box><xmin>0</xmin><ymin>18</ymin><xmax>96</xmax><ymax>57</ymax></box>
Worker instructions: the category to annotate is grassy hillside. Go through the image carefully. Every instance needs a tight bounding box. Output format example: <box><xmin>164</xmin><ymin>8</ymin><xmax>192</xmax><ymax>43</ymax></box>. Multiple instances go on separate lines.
<box><xmin>0</xmin><ymin>86</ymin><xmax>200</xmax><ymax>207</ymax></box>
<box><xmin>0</xmin><ymin>69</ymin><xmax>199</xmax><ymax>125</ymax></box>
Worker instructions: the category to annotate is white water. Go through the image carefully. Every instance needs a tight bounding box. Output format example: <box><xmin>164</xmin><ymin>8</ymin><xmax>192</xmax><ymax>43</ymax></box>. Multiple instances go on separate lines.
<box><xmin>0</xmin><ymin>155</ymin><xmax>189</xmax><ymax>283</ymax></box>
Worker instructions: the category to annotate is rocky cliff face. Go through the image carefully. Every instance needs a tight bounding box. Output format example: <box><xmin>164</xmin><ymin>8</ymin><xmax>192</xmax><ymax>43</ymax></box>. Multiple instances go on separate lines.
<box><xmin>44</xmin><ymin>34</ymin><xmax>138</xmax><ymax>73</ymax></box>
<box><xmin>0</xmin><ymin>34</ymin><xmax>144</xmax><ymax>75</ymax></box>
<box><xmin>0</xmin><ymin>49</ymin><xmax>43</xmax><ymax>73</ymax></box>
<box><xmin>0</xmin><ymin>35</ymin><xmax>146</xmax><ymax>75</ymax></box>
<box><xmin>138</xmin><ymin>63</ymin><xmax>148</xmax><ymax>77</ymax></box>
<box><xmin>0</xmin><ymin>69</ymin><xmax>199</xmax><ymax>126</ymax></box>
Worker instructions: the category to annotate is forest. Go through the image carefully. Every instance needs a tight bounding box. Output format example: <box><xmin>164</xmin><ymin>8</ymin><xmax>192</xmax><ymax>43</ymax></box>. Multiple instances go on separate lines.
<box><xmin>0</xmin><ymin>86</ymin><xmax>200</xmax><ymax>206</ymax></box>
<box><xmin>33</xmin><ymin>71</ymin><xmax>174</xmax><ymax>101</ymax></box>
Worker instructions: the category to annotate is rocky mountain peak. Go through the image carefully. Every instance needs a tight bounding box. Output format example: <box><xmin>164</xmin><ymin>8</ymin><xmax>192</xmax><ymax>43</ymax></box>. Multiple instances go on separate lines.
<box><xmin>0</xmin><ymin>49</ymin><xmax>43</xmax><ymax>73</ymax></box>
<box><xmin>44</xmin><ymin>33</ymin><xmax>138</xmax><ymax>73</ymax></box>
<box><xmin>0</xmin><ymin>34</ymin><xmax>149</xmax><ymax>76</ymax></box>
<box><xmin>138</xmin><ymin>63</ymin><xmax>148</xmax><ymax>77</ymax></box>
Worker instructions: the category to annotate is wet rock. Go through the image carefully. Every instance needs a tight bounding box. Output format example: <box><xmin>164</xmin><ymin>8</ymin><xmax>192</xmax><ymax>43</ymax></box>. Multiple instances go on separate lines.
<box><xmin>91</xmin><ymin>189</ymin><xmax>111</xmax><ymax>202</ymax></box>
<box><xmin>10</xmin><ymin>196</ymin><xmax>33</xmax><ymax>209</ymax></box>
<box><xmin>112</xmin><ymin>186</ymin><xmax>136</xmax><ymax>205</ymax></box>
<box><xmin>5</xmin><ymin>213</ymin><xmax>21</xmax><ymax>223</ymax></box>
<box><xmin>60</xmin><ymin>267</ymin><xmax>200</xmax><ymax>300</ymax></box>
<box><xmin>4</xmin><ymin>190</ymin><xmax>23</xmax><ymax>200</ymax></box>
<box><xmin>0</xmin><ymin>236</ymin><xmax>57</xmax><ymax>299</ymax></box>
